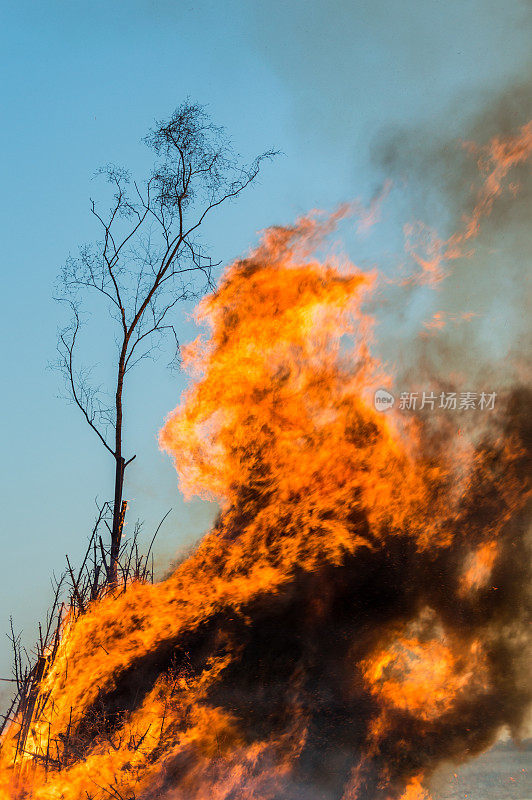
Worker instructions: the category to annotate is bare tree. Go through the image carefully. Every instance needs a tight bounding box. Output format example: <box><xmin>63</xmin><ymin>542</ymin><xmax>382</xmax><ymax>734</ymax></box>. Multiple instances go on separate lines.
<box><xmin>56</xmin><ymin>102</ymin><xmax>275</xmax><ymax>584</ymax></box>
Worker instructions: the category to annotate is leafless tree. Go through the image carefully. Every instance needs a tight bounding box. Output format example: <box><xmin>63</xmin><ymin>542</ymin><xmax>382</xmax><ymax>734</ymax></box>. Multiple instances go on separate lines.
<box><xmin>56</xmin><ymin>101</ymin><xmax>275</xmax><ymax>584</ymax></box>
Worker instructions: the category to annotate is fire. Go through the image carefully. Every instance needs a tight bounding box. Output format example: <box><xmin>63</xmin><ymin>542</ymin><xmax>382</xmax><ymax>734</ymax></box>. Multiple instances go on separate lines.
<box><xmin>398</xmin><ymin>775</ymin><xmax>431</xmax><ymax>800</ymax></box>
<box><xmin>461</xmin><ymin>541</ymin><xmax>498</xmax><ymax>592</ymax></box>
<box><xmin>361</xmin><ymin>612</ymin><xmax>488</xmax><ymax>721</ymax></box>
<box><xmin>0</xmin><ymin>126</ymin><xmax>531</xmax><ymax>800</ymax></box>
<box><xmin>404</xmin><ymin>120</ymin><xmax>532</xmax><ymax>284</ymax></box>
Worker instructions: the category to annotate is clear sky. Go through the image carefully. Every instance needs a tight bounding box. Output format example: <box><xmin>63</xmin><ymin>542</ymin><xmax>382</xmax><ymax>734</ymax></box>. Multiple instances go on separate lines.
<box><xmin>0</xmin><ymin>0</ymin><xmax>531</xmax><ymax>681</ymax></box>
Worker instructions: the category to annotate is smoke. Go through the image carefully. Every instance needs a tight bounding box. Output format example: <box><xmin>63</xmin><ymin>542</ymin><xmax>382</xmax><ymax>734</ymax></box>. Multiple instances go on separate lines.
<box><xmin>251</xmin><ymin>0</ymin><xmax>532</xmax><ymax>389</ymax></box>
<box><xmin>371</xmin><ymin>84</ymin><xmax>532</xmax><ymax>387</ymax></box>
<box><xmin>251</xmin><ymin>0</ymin><xmax>532</xmax><ymax>151</ymax></box>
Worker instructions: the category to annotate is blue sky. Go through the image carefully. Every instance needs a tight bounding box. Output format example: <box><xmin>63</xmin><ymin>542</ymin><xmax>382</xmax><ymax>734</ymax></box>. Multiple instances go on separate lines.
<box><xmin>0</xmin><ymin>0</ymin><xmax>530</xmax><ymax>680</ymax></box>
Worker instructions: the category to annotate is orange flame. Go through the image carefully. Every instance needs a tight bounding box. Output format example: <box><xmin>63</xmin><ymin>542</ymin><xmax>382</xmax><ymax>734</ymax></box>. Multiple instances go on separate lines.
<box><xmin>404</xmin><ymin>121</ymin><xmax>532</xmax><ymax>284</ymax></box>
<box><xmin>398</xmin><ymin>775</ymin><xmax>432</xmax><ymax>800</ymax></box>
<box><xmin>461</xmin><ymin>541</ymin><xmax>498</xmax><ymax>592</ymax></box>
<box><xmin>0</xmin><ymin>125</ymin><xmax>531</xmax><ymax>800</ymax></box>
<box><xmin>361</xmin><ymin>624</ymin><xmax>488</xmax><ymax>720</ymax></box>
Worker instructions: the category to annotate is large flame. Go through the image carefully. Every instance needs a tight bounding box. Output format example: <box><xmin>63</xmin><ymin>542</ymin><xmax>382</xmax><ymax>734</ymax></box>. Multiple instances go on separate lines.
<box><xmin>0</xmin><ymin>127</ymin><xmax>531</xmax><ymax>800</ymax></box>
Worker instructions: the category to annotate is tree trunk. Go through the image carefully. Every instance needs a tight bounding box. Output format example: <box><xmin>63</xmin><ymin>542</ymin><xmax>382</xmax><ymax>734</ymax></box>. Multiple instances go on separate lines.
<box><xmin>110</xmin><ymin>455</ymin><xmax>126</xmax><ymax>585</ymax></box>
<box><xmin>110</xmin><ymin>362</ymin><xmax>126</xmax><ymax>586</ymax></box>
